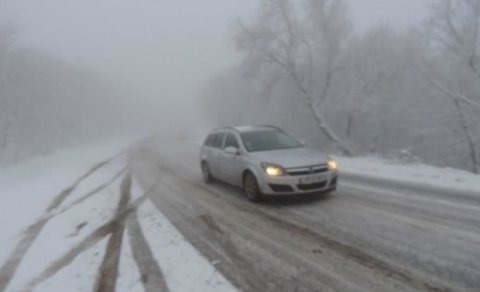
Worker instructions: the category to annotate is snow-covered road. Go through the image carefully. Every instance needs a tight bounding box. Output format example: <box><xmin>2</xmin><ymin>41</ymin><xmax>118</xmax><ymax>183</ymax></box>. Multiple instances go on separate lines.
<box><xmin>1</xmin><ymin>136</ymin><xmax>479</xmax><ymax>292</ymax></box>
<box><xmin>130</xmin><ymin>136</ymin><xmax>480</xmax><ymax>292</ymax></box>
<box><xmin>0</xmin><ymin>139</ymin><xmax>235</xmax><ymax>292</ymax></box>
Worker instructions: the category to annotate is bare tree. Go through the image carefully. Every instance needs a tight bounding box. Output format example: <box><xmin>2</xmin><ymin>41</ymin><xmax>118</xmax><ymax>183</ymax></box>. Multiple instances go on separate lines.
<box><xmin>201</xmin><ymin>0</ymin><xmax>479</xmax><ymax>171</ymax></box>
<box><xmin>235</xmin><ymin>0</ymin><xmax>353</xmax><ymax>155</ymax></box>
<box><xmin>430</xmin><ymin>0</ymin><xmax>480</xmax><ymax>77</ymax></box>
<box><xmin>341</xmin><ymin>26</ymin><xmax>392</xmax><ymax>149</ymax></box>
<box><xmin>421</xmin><ymin>70</ymin><xmax>479</xmax><ymax>173</ymax></box>
<box><xmin>425</xmin><ymin>0</ymin><xmax>480</xmax><ymax>173</ymax></box>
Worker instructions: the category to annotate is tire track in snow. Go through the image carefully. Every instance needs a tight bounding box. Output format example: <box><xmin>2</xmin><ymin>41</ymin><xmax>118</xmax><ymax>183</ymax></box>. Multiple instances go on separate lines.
<box><xmin>195</xmin><ymin>177</ymin><xmax>453</xmax><ymax>292</ymax></box>
<box><xmin>0</xmin><ymin>156</ymin><xmax>119</xmax><ymax>292</ymax></box>
<box><xmin>94</xmin><ymin>173</ymin><xmax>131</xmax><ymax>292</ymax></box>
<box><xmin>21</xmin><ymin>191</ymin><xmax>148</xmax><ymax>292</ymax></box>
<box><xmin>46</xmin><ymin>167</ymin><xmax>127</xmax><ymax>221</ymax></box>
<box><xmin>150</xmin><ymin>159</ymin><xmax>454</xmax><ymax>292</ymax></box>
<box><xmin>127</xmin><ymin>211</ymin><xmax>170</xmax><ymax>292</ymax></box>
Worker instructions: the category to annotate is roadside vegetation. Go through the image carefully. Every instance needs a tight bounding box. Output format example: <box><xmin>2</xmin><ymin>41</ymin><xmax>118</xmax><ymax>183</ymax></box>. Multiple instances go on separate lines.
<box><xmin>202</xmin><ymin>0</ymin><xmax>480</xmax><ymax>173</ymax></box>
<box><xmin>0</xmin><ymin>25</ymin><xmax>131</xmax><ymax>166</ymax></box>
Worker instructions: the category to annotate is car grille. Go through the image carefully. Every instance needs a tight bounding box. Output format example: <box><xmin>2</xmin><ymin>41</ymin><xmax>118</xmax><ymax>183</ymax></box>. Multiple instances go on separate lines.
<box><xmin>286</xmin><ymin>164</ymin><xmax>328</xmax><ymax>176</ymax></box>
<box><xmin>269</xmin><ymin>184</ymin><xmax>295</xmax><ymax>193</ymax></box>
<box><xmin>297</xmin><ymin>181</ymin><xmax>327</xmax><ymax>191</ymax></box>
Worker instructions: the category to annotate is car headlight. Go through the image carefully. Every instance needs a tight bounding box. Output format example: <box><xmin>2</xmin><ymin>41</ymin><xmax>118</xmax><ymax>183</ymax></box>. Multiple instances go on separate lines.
<box><xmin>327</xmin><ymin>159</ymin><xmax>338</xmax><ymax>171</ymax></box>
<box><xmin>261</xmin><ymin>163</ymin><xmax>285</xmax><ymax>176</ymax></box>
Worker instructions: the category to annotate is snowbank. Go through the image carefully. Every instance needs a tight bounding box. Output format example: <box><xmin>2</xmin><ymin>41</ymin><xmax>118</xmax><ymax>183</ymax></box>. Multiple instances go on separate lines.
<box><xmin>336</xmin><ymin>155</ymin><xmax>480</xmax><ymax>199</ymax></box>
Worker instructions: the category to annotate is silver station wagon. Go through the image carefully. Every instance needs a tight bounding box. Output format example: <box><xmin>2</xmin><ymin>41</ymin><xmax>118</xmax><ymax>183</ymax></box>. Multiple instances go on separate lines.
<box><xmin>199</xmin><ymin>126</ymin><xmax>338</xmax><ymax>201</ymax></box>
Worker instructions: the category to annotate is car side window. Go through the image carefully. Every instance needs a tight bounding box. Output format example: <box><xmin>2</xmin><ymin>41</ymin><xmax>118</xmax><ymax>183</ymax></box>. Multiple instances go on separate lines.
<box><xmin>224</xmin><ymin>133</ymin><xmax>239</xmax><ymax>149</ymax></box>
<box><xmin>211</xmin><ymin>133</ymin><xmax>225</xmax><ymax>149</ymax></box>
<box><xmin>204</xmin><ymin>134</ymin><xmax>214</xmax><ymax>147</ymax></box>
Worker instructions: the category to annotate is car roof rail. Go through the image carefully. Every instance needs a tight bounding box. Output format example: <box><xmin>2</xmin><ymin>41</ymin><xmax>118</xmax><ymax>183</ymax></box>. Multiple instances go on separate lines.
<box><xmin>212</xmin><ymin>125</ymin><xmax>281</xmax><ymax>133</ymax></box>
<box><xmin>257</xmin><ymin>125</ymin><xmax>282</xmax><ymax>130</ymax></box>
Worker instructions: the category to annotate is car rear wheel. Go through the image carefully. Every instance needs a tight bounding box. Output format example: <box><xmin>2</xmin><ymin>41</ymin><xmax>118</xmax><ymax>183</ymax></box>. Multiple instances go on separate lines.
<box><xmin>201</xmin><ymin>162</ymin><xmax>214</xmax><ymax>184</ymax></box>
<box><xmin>243</xmin><ymin>172</ymin><xmax>262</xmax><ymax>202</ymax></box>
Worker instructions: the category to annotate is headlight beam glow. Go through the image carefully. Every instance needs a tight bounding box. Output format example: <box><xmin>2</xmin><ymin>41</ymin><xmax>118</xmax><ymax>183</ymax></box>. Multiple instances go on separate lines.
<box><xmin>327</xmin><ymin>160</ymin><xmax>338</xmax><ymax>171</ymax></box>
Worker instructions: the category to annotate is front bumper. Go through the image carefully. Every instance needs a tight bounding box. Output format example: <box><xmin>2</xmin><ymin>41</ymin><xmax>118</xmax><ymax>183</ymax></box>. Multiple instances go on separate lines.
<box><xmin>259</xmin><ymin>170</ymin><xmax>338</xmax><ymax>195</ymax></box>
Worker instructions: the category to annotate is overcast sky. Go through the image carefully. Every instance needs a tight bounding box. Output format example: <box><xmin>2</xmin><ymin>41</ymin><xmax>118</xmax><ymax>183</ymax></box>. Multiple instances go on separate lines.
<box><xmin>0</xmin><ymin>0</ymin><xmax>429</xmax><ymax>106</ymax></box>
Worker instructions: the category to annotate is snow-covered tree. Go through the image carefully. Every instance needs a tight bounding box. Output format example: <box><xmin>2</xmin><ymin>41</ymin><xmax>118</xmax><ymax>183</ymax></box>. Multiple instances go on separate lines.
<box><xmin>200</xmin><ymin>0</ymin><xmax>480</xmax><ymax>173</ymax></box>
<box><xmin>425</xmin><ymin>0</ymin><xmax>480</xmax><ymax>173</ymax></box>
<box><xmin>235</xmin><ymin>0</ymin><xmax>353</xmax><ymax>155</ymax></box>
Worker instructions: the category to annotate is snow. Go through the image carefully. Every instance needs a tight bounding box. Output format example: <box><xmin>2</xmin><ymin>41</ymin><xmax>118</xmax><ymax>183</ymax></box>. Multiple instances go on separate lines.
<box><xmin>5</xmin><ymin>179</ymin><xmax>122</xmax><ymax>292</ymax></box>
<box><xmin>336</xmin><ymin>155</ymin><xmax>480</xmax><ymax>194</ymax></box>
<box><xmin>0</xmin><ymin>138</ymin><xmax>238</xmax><ymax>292</ymax></box>
<box><xmin>58</xmin><ymin>157</ymin><xmax>125</xmax><ymax>208</ymax></box>
<box><xmin>4</xmin><ymin>135</ymin><xmax>477</xmax><ymax>292</ymax></box>
<box><xmin>0</xmin><ymin>138</ymin><xmax>130</xmax><ymax>292</ymax></box>
<box><xmin>0</xmin><ymin>138</ymin><xmax>128</xmax><ymax>238</ymax></box>
<box><xmin>0</xmin><ymin>138</ymin><xmax>129</xmax><ymax>275</ymax></box>
<box><xmin>34</xmin><ymin>238</ymin><xmax>109</xmax><ymax>292</ymax></box>
<box><xmin>135</xmin><ymin>199</ymin><xmax>237</xmax><ymax>292</ymax></box>
<box><xmin>116</xmin><ymin>232</ymin><xmax>145</xmax><ymax>292</ymax></box>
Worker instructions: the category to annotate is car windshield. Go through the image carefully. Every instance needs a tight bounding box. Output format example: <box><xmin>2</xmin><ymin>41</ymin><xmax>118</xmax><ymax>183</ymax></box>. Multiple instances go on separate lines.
<box><xmin>240</xmin><ymin>130</ymin><xmax>303</xmax><ymax>152</ymax></box>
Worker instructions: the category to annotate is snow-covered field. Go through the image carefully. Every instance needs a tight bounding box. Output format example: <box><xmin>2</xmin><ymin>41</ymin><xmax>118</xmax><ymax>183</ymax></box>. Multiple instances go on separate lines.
<box><xmin>0</xmin><ymin>138</ymin><xmax>235</xmax><ymax>292</ymax></box>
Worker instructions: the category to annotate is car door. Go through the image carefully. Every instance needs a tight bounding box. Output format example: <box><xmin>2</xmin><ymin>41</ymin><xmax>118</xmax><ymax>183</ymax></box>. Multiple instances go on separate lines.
<box><xmin>220</xmin><ymin>132</ymin><xmax>244</xmax><ymax>186</ymax></box>
<box><xmin>209</xmin><ymin>132</ymin><xmax>226</xmax><ymax>179</ymax></box>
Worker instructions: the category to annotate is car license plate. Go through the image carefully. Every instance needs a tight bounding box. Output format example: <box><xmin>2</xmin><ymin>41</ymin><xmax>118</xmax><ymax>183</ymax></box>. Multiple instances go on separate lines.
<box><xmin>299</xmin><ymin>174</ymin><xmax>325</xmax><ymax>185</ymax></box>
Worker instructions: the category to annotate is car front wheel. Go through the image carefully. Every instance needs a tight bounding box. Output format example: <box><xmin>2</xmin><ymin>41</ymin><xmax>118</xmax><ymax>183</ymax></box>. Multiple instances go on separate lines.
<box><xmin>201</xmin><ymin>162</ymin><xmax>214</xmax><ymax>184</ymax></box>
<box><xmin>243</xmin><ymin>172</ymin><xmax>262</xmax><ymax>202</ymax></box>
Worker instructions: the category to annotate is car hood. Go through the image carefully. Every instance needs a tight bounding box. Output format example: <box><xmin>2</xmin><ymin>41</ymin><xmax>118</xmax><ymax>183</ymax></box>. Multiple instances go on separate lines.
<box><xmin>249</xmin><ymin>147</ymin><xmax>329</xmax><ymax>168</ymax></box>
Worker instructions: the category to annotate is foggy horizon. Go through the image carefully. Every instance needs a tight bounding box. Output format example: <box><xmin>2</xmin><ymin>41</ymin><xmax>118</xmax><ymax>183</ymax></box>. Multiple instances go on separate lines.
<box><xmin>1</xmin><ymin>0</ymin><xmax>429</xmax><ymax>106</ymax></box>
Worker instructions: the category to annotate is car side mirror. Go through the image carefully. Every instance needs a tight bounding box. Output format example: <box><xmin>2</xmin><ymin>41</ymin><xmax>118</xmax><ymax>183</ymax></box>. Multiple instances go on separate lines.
<box><xmin>224</xmin><ymin>146</ymin><xmax>240</xmax><ymax>156</ymax></box>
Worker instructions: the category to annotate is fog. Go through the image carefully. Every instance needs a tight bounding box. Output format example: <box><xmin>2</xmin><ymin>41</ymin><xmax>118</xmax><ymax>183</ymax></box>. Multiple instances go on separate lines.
<box><xmin>2</xmin><ymin>0</ymin><xmax>478</xmax><ymax>173</ymax></box>
<box><xmin>349</xmin><ymin>0</ymin><xmax>428</xmax><ymax>31</ymax></box>
<box><xmin>2</xmin><ymin>2</ymin><xmax>480</xmax><ymax>291</ymax></box>
<box><xmin>0</xmin><ymin>0</ymin><xmax>258</xmax><ymax>111</ymax></box>
<box><xmin>1</xmin><ymin>0</ymin><xmax>426</xmax><ymax>107</ymax></box>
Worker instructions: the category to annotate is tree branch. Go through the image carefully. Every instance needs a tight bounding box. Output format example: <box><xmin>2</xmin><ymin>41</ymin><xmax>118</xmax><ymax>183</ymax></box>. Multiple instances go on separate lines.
<box><xmin>418</xmin><ymin>67</ymin><xmax>480</xmax><ymax>107</ymax></box>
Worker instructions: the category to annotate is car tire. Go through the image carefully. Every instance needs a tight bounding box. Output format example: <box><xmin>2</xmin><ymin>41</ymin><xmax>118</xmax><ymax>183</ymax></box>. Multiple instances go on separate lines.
<box><xmin>201</xmin><ymin>161</ymin><xmax>214</xmax><ymax>184</ymax></box>
<box><xmin>243</xmin><ymin>172</ymin><xmax>262</xmax><ymax>202</ymax></box>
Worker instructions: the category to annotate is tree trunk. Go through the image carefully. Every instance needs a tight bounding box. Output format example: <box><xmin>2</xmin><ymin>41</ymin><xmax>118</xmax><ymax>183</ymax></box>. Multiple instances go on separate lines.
<box><xmin>346</xmin><ymin>113</ymin><xmax>353</xmax><ymax>138</ymax></box>
<box><xmin>369</xmin><ymin>134</ymin><xmax>379</xmax><ymax>155</ymax></box>
<box><xmin>307</xmin><ymin>100</ymin><xmax>353</xmax><ymax>156</ymax></box>
<box><xmin>288</xmin><ymin>69</ymin><xmax>353</xmax><ymax>156</ymax></box>
<box><xmin>453</xmin><ymin>99</ymin><xmax>479</xmax><ymax>174</ymax></box>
